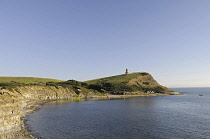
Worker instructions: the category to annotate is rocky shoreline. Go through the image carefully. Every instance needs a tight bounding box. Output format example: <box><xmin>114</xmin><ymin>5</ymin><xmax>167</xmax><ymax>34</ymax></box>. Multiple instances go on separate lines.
<box><xmin>0</xmin><ymin>87</ymin><xmax>182</xmax><ymax>139</ymax></box>
<box><xmin>0</xmin><ymin>100</ymin><xmax>46</xmax><ymax>139</ymax></box>
<box><xmin>0</xmin><ymin>86</ymin><xmax>77</xmax><ymax>139</ymax></box>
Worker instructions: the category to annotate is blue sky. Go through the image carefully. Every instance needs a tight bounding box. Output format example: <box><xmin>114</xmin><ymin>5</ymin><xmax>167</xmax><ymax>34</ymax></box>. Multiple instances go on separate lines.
<box><xmin>1</xmin><ymin>0</ymin><xmax>210</xmax><ymax>87</ymax></box>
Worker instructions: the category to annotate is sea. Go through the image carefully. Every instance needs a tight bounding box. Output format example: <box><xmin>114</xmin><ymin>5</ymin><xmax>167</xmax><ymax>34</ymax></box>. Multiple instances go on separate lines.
<box><xmin>25</xmin><ymin>87</ymin><xmax>210</xmax><ymax>139</ymax></box>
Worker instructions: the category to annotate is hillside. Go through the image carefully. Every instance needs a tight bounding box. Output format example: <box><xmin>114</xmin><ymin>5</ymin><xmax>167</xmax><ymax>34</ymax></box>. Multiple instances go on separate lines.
<box><xmin>0</xmin><ymin>77</ymin><xmax>63</xmax><ymax>84</ymax></box>
<box><xmin>85</xmin><ymin>72</ymin><xmax>172</xmax><ymax>93</ymax></box>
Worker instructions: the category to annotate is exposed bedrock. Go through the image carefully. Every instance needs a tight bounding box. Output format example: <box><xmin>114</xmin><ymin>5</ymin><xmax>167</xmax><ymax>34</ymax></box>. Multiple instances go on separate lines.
<box><xmin>0</xmin><ymin>86</ymin><xmax>77</xmax><ymax>138</ymax></box>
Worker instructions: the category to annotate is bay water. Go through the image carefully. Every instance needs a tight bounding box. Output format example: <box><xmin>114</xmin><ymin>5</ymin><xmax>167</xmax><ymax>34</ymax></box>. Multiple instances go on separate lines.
<box><xmin>25</xmin><ymin>88</ymin><xmax>210</xmax><ymax>139</ymax></box>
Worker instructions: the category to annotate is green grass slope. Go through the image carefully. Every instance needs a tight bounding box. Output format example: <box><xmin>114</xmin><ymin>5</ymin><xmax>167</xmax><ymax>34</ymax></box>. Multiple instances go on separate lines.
<box><xmin>85</xmin><ymin>72</ymin><xmax>172</xmax><ymax>93</ymax></box>
<box><xmin>86</xmin><ymin>72</ymin><xmax>148</xmax><ymax>84</ymax></box>
<box><xmin>0</xmin><ymin>77</ymin><xmax>63</xmax><ymax>84</ymax></box>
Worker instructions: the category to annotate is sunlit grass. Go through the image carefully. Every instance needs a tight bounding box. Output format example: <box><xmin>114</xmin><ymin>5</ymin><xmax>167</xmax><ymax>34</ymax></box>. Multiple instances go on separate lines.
<box><xmin>85</xmin><ymin>72</ymin><xmax>148</xmax><ymax>84</ymax></box>
<box><xmin>0</xmin><ymin>77</ymin><xmax>63</xmax><ymax>84</ymax></box>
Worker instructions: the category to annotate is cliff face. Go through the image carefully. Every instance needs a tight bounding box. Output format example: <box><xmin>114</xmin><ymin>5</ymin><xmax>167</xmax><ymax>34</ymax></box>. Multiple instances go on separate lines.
<box><xmin>127</xmin><ymin>73</ymin><xmax>172</xmax><ymax>92</ymax></box>
<box><xmin>0</xmin><ymin>86</ymin><xmax>77</xmax><ymax>137</ymax></box>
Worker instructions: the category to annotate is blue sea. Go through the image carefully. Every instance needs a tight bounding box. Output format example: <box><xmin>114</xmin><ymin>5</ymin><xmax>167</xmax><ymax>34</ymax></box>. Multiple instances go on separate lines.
<box><xmin>25</xmin><ymin>88</ymin><xmax>210</xmax><ymax>139</ymax></box>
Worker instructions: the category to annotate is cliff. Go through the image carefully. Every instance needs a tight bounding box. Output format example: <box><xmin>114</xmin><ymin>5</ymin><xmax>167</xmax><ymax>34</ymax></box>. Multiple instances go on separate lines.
<box><xmin>126</xmin><ymin>72</ymin><xmax>172</xmax><ymax>92</ymax></box>
<box><xmin>0</xmin><ymin>86</ymin><xmax>77</xmax><ymax>138</ymax></box>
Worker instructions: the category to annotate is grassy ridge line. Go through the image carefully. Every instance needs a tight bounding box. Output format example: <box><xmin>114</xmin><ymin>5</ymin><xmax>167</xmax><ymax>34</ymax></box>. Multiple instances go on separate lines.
<box><xmin>0</xmin><ymin>77</ymin><xmax>63</xmax><ymax>84</ymax></box>
<box><xmin>85</xmin><ymin>72</ymin><xmax>148</xmax><ymax>84</ymax></box>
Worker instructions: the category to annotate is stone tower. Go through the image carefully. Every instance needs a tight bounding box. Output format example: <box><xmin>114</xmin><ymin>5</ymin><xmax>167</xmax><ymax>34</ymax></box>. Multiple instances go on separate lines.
<box><xmin>125</xmin><ymin>69</ymin><xmax>128</xmax><ymax>74</ymax></box>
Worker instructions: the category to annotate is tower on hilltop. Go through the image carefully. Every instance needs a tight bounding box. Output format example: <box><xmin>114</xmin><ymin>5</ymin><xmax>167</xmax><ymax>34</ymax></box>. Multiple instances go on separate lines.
<box><xmin>125</xmin><ymin>69</ymin><xmax>128</xmax><ymax>74</ymax></box>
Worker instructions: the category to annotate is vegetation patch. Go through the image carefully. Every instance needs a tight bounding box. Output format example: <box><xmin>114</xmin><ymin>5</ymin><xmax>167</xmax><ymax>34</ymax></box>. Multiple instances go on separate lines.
<box><xmin>46</xmin><ymin>80</ymin><xmax>95</xmax><ymax>95</ymax></box>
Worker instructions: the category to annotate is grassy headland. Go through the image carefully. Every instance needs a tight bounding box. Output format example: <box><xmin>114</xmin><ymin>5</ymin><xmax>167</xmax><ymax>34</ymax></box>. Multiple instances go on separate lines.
<box><xmin>0</xmin><ymin>77</ymin><xmax>63</xmax><ymax>91</ymax></box>
<box><xmin>0</xmin><ymin>77</ymin><xmax>63</xmax><ymax>84</ymax></box>
<box><xmin>85</xmin><ymin>72</ymin><xmax>172</xmax><ymax>94</ymax></box>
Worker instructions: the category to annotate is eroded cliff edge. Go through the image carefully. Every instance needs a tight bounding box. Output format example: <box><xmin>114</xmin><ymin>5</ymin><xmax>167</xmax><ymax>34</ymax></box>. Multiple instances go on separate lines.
<box><xmin>0</xmin><ymin>86</ymin><xmax>77</xmax><ymax>138</ymax></box>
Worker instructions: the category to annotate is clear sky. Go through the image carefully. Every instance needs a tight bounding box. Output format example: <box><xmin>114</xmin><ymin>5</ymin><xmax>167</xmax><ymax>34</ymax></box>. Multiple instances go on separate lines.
<box><xmin>1</xmin><ymin>0</ymin><xmax>210</xmax><ymax>87</ymax></box>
